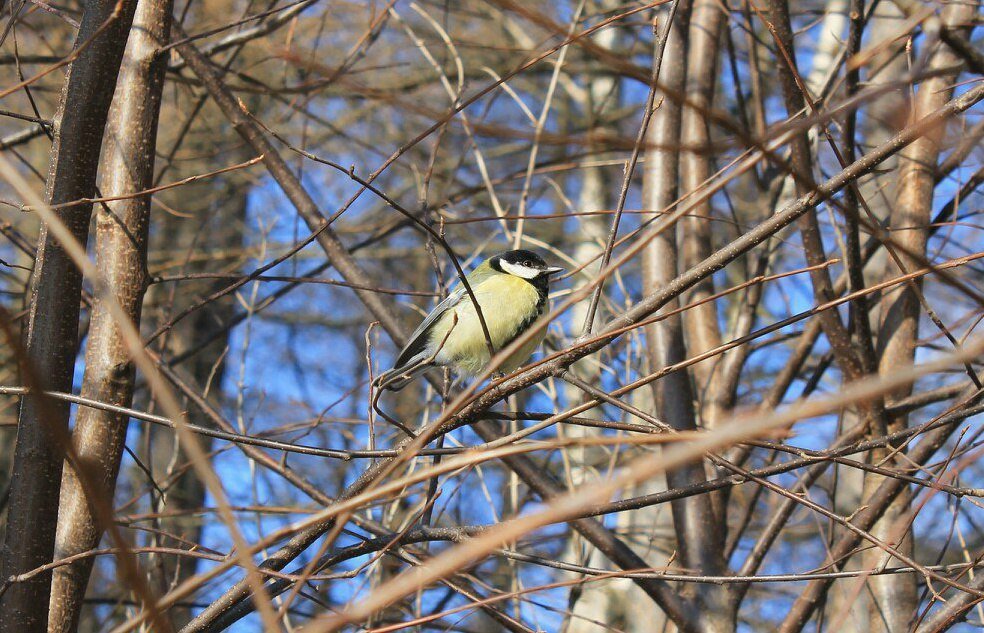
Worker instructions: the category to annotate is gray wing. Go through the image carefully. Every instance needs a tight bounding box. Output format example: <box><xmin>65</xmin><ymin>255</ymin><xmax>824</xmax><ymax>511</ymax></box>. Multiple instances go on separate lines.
<box><xmin>393</xmin><ymin>285</ymin><xmax>466</xmax><ymax>369</ymax></box>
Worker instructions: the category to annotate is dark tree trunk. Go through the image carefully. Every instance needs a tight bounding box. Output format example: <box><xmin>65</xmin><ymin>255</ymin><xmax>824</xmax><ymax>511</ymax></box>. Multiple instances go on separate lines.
<box><xmin>47</xmin><ymin>0</ymin><xmax>173</xmax><ymax>628</ymax></box>
<box><xmin>0</xmin><ymin>0</ymin><xmax>137</xmax><ymax>629</ymax></box>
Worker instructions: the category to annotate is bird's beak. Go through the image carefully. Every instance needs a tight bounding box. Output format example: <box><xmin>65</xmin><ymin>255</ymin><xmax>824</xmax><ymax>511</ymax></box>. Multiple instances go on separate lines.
<box><xmin>543</xmin><ymin>266</ymin><xmax>565</xmax><ymax>276</ymax></box>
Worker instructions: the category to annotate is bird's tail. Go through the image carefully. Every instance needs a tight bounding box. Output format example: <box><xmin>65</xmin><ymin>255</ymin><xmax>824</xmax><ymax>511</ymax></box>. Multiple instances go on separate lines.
<box><xmin>373</xmin><ymin>354</ymin><xmax>431</xmax><ymax>391</ymax></box>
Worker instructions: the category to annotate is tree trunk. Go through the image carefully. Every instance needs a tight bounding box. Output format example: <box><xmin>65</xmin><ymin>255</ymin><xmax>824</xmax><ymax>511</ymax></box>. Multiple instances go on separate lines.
<box><xmin>678</xmin><ymin>0</ymin><xmax>726</xmax><ymax>430</ymax></box>
<box><xmin>0</xmin><ymin>0</ymin><xmax>137</xmax><ymax>629</ymax></box>
<box><xmin>141</xmin><ymin>156</ymin><xmax>249</xmax><ymax>629</ymax></box>
<box><xmin>563</xmin><ymin>2</ymin><xmax>629</xmax><ymax>630</ymax></box>
<box><xmin>865</xmin><ymin>3</ymin><xmax>975</xmax><ymax>630</ymax></box>
<box><xmin>46</xmin><ymin>0</ymin><xmax>172</xmax><ymax>628</ymax></box>
<box><xmin>642</xmin><ymin>1</ymin><xmax>732</xmax><ymax>631</ymax></box>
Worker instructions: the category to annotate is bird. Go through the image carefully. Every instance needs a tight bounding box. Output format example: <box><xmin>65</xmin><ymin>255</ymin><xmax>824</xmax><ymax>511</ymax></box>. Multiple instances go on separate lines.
<box><xmin>374</xmin><ymin>249</ymin><xmax>564</xmax><ymax>391</ymax></box>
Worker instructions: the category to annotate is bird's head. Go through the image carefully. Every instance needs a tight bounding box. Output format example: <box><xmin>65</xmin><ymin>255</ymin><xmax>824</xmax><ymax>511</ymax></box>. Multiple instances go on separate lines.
<box><xmin>488</xmin><ymin>249</ymin><xmax>564</xmax><ymax>280</ymax></box>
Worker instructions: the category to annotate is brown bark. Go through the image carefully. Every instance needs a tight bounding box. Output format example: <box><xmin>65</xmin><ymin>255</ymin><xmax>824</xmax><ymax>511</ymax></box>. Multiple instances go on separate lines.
<box><xmin>678</xmin><ymin>0</ymin><xmax>726</xmax><ymax>429</ymax></box>
<box><xmin>0</xmin><ymin>0</ymin><xmax>138</xmax><ymax>629</ymax></box>
<box><xmin>864</xmin><ymin>3</ymin><xmax>976</xmax><ymax>630</ymax></box>
<box><xmin>641</xmin><ymin>2</ymin><xmax>730</xmax><ymax>630</ymax></box>
<box><xmin>45</xmin><ymin>0</ymin><xmax>172</xmax><ymax>629</ymax></box>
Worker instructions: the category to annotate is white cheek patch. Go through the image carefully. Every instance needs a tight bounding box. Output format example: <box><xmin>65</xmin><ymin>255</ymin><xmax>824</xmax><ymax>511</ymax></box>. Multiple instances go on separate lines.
<box><xmin>500</xmin><ymin>260</ymin><xmax>540</xmax><ymax>279</ymax></box>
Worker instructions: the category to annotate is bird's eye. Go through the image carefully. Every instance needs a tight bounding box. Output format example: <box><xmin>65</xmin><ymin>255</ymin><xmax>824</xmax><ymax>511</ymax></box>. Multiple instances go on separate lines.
<box><xmin>524</xmin><ymin>260</ymin><xmax>532</xmax><ymax>267</ymax></box>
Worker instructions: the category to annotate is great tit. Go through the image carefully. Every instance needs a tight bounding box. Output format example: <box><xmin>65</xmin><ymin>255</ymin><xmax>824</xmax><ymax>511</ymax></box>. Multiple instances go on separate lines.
<box><xmin>375</xmin><ymin>249</ymin><xmax>564</xmax><ymax>390</ymax></box>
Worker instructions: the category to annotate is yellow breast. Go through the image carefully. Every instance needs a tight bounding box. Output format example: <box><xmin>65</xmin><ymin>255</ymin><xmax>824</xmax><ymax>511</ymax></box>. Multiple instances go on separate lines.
<box><xmin>429</xmin><ymin>274</ymin><xmax>544</xmax><ymax>375</ymax></box>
